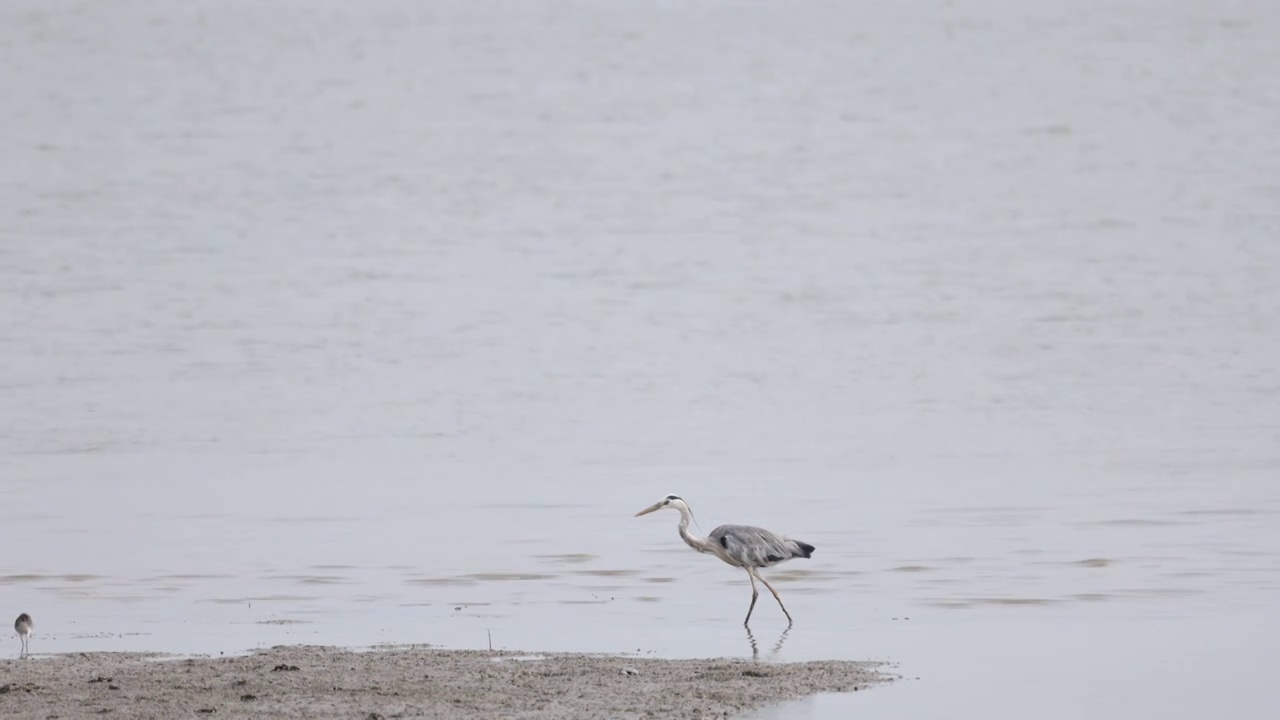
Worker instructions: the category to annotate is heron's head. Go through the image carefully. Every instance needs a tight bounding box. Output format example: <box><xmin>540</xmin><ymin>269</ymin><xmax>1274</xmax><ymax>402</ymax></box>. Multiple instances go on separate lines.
<box><xmin>634</xmin><ymin>494</ymin><xmax>689</xmax><ymax>517</ymax></box>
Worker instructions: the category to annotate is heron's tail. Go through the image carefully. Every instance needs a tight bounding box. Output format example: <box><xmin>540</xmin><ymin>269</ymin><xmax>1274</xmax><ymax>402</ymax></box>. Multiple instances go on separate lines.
<box><xmin>793</xmin><ymin>541</ymin><xmax>815</xmax><ymax>559</ymax></box>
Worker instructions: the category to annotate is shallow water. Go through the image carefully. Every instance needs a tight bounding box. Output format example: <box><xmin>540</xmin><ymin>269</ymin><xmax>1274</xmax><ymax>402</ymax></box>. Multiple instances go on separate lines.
<box><xmin>3</xmin><ymin>1</ymin><xmax>1279</xmax><ymax>718</ymax></box>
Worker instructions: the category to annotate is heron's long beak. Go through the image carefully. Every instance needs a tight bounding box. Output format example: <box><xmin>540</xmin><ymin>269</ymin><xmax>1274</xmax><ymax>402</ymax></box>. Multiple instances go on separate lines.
<box><xmin>634</xmin><ymin>502</ymin><xmax>664</xmax><ymax>517</ymax></box>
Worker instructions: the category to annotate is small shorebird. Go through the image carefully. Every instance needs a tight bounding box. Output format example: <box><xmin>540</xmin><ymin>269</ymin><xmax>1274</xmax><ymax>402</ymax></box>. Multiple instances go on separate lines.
<box><xmin>14</xmin><ymin>613</ymin><xmax>32</xmax><ymax>657</ymax></box>
<box><xmin>634</xmin><ymin>495</ymin><xmax>815</xmax><ymax>626</ymax></box>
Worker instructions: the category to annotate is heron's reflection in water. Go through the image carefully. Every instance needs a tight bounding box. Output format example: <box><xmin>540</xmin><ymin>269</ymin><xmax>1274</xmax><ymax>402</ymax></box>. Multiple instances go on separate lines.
<box><xmin>746</xmin><ymin>624</ymin><xmax>792</xmax><ymax>661</ymax></box>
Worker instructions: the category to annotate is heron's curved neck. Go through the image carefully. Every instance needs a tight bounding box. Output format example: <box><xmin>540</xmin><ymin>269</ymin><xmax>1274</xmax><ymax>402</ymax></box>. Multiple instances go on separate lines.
<box><xmin>676</xmin><ymin>505</ymin><xmax>716</xmax><ymax>554</ymax></box>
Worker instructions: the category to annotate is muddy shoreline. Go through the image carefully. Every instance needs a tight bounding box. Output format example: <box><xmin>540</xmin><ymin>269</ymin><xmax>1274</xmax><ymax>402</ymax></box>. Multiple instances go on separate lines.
<box><xmin>0</xmin><ymin>645</ymin><xmax>891</xmax><ymax>719</ymax></box>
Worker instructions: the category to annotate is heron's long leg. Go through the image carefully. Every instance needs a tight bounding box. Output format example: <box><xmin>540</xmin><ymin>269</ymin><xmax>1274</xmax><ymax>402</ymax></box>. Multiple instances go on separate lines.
<box><xmin>754</xmin><ymin>570</ymin><xmax>793</xmax><ymax>625</ymax></box>
<box><xmin>743</xmin><ymin>568</ymin><xmax>760</xmax><ymax>627</ymax></box>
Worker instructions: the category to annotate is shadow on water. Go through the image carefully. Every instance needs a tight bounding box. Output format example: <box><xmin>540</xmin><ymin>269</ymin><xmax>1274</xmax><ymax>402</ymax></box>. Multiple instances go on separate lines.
<box><xmin>747</xmin><ymin>624</ymin><xmax>791</xmax><ymax>662</ymax></box>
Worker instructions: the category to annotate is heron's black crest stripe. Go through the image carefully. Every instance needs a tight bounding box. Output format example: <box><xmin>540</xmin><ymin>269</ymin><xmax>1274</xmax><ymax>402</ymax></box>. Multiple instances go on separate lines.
<box><xmin>666</xmin><ymin>495</ymin><xmax>680</xmax><ymax>501</ymax></box>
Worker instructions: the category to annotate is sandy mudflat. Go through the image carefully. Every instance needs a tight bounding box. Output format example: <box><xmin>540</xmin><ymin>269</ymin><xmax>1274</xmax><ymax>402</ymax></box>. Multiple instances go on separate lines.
<box><xmin>0</xmin><ymin>645</ymin><xmax>890</xmax><ymax>719</ymax></box>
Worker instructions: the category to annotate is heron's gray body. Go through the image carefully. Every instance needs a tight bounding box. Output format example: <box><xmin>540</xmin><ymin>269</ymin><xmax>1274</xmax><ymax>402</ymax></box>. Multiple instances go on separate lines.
<box><xmin>704</xmin><ymin>524</ymin><xmax>815</xmax><ymax>569</ymax></box>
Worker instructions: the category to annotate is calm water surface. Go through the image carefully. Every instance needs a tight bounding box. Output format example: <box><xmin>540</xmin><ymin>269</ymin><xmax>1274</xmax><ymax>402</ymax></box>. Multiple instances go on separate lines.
<box><xmin>2</xmin><ymin>2</ymin><xmax>1278</xmax><ymax>718</ymax></box>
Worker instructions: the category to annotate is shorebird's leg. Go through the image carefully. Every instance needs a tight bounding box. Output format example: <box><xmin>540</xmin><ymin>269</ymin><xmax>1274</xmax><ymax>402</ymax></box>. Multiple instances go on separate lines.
<box><xmin>754</xmin><ymin>570</ymin><xmax>793</xmax><ymax>625</ymax></box>
<box><xmin>743</xmin><ymin>567</ymin><xmax>760</xmax><ymax>627</ymax></box>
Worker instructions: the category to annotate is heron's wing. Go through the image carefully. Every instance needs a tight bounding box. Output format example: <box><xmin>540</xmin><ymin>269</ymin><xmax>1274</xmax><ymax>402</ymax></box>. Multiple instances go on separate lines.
<box><xmin>708</xmin><ymin>524</ymin><xmax>802</xmax><ymax>567</ymax></box>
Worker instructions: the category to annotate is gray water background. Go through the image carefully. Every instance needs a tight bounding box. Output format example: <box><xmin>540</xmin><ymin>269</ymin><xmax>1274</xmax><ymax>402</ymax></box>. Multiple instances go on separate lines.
<box><xmin>3</xmin><ymin>1</ymin><xmax>1279</xmax><ymax>718</ymax></box>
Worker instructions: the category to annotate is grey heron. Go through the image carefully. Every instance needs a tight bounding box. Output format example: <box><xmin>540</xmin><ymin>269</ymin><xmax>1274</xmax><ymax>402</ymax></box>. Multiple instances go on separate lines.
<box><xmin>14</xmin><ymin>613</ymin><xmax>32</xmax><ymax>657</ymax></box>
<box><xmin>635</xmin><ymin>495</ymin><xmax>815</xmax><ymax>626</ymax></box>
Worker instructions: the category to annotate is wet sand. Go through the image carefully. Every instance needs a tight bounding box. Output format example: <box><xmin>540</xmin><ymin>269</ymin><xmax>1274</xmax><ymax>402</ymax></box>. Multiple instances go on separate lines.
<box><xmin>0</xmin><ymin>645</ymin><xmax>889</xmax><ymax>719</ymax></box>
